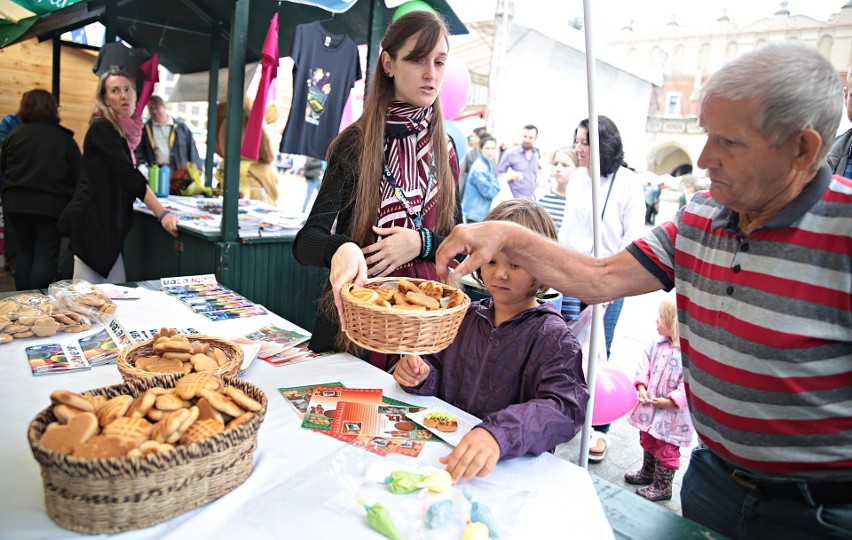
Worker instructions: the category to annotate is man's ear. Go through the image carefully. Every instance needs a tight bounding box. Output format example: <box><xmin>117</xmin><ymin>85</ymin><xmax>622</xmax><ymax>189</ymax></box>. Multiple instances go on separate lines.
<box><xmin>793</xmin><ymin>128</ymin><xmax>822</xmax><ymax>172</ymax></box>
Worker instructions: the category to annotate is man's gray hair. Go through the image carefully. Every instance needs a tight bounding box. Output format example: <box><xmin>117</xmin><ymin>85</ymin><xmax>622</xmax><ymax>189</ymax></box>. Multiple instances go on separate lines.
<box><xmin>701</xmin><ymin>41</ymin><xmax>841</xmax><ymax>164</ymax></box>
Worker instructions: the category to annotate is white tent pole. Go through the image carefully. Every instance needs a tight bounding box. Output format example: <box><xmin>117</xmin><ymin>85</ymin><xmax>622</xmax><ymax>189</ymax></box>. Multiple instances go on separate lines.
<box><xmin>577</xmin><ymin>0</ymin><xmax>604</xmax><ymax>470</ymax></box>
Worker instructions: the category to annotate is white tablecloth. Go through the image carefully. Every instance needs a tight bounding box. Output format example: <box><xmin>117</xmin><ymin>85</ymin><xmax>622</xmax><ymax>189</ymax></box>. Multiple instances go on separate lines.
<box><xmin>0</xmin><ymin>286</ymin><xmax>613</xmax><ymax>539</ymax></box>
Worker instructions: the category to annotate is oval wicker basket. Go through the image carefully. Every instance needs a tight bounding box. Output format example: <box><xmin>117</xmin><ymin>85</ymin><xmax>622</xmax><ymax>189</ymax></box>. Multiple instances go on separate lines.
<box><xmin>341</xmin><ymin>277</ymin><xmax>470</xmax><ymax>354</ymax></box>
<box><xmin>27</xmin><ymin>374</ymin><xmax>267</xmax><ymax>535</ymax></box>
<box><xmin>118</xmin><ymin>335</ymin><xmax>243</xmax><ymax>381</ymax></box>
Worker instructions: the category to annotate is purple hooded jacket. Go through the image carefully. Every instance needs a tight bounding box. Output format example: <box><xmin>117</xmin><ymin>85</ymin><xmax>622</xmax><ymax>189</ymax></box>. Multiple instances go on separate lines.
<box><xmin>403</xmin><ymin>299</ymin><xmax>588</xmax><ymax>459</ymax></box>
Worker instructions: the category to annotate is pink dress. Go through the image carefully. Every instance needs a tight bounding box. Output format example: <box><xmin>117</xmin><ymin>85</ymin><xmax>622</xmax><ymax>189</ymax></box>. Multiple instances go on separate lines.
<box><xmin>627</xmin><ymin>337</ymin><xmax>694</xmax><ymax>447</ymax></box>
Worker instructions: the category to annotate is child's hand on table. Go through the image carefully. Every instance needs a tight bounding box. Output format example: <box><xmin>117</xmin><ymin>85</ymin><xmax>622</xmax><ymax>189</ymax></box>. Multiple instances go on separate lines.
<box><xmin>441</xmin><ymin>427</ymin><xmax>500</xmax><ymax>482</ymax></box>
<box><xmin>393</xmin><ymin>354</ymin><xmax>430</xmax><ymax>387</ymax></box>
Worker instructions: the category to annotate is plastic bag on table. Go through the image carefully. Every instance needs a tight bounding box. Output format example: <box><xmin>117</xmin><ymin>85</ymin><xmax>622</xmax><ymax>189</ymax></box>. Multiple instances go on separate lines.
<box><xmin>0</xmin><ymin>292</ymin><xmax>93</xmax><ymax>343</ymax></box>
<box><xmin>567</xmin><ymin>303</ymin><xmax>608</xmax><ymax>379</ymax></box>
<box><xmin>48</xmin><ymin>279</ymin><xmax>116</xmax><ymax>323</ymax></box>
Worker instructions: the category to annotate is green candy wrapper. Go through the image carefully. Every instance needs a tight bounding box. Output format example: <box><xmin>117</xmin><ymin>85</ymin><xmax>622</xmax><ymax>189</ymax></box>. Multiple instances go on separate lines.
<box><xmin>386</xmin><ymin>470</ymin><xmax>427</xmax><ymax>494</ymax></box>
<box><xmin>366</xmin><ymin>503</ymin><xmax>401</xmax><ymax>540</ymax></box>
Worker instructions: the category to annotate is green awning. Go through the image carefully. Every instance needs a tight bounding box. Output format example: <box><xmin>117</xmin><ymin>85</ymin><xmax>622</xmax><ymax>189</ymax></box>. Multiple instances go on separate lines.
<box><xmin>0</xmin><ymin>0</ymin><xmax>467</xmax><ymax>74</ymax></box>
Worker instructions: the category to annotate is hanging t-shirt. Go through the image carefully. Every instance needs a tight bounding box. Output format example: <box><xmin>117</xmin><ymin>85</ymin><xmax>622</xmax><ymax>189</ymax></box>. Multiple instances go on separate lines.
<box><xmin>280</xmin><ymin>22</ymin><xmax>361</xmax><ymax>160</ymax></box>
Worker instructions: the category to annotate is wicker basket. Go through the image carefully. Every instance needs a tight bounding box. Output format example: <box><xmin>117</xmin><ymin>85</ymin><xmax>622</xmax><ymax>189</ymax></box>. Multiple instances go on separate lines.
<box><xmin>118</xmin><ymin>335</ymin><xmax>243</xmax><ymax>381</ymax></box>
<box><xmin>27</xmin><ymin>374</ymin><xmax>267</xmax><ymax>535</ymax></box>
<box><xmin>341</xmin><ymin>277</ymin><xmax>470</xmax><ymax>354</ymax></box>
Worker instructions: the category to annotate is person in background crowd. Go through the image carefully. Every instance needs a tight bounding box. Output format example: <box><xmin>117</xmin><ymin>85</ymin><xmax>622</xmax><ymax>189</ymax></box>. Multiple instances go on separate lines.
<box><xmin>643</xmin><ymin>180</ymin><xmax>659</xmax><ymax>225</ymax></box>
<box><xmin>558</xmin><ymin>115</ymin><xmax>645</xmax><ymax>461</ymax></box>
<box><xmin>394</xmin><ymin>199</ymin><xmax>587</xmax><ymax>482</ymax></box>
<box><xmin>0</xmin><ymin>90</ymin><xmax>80</xmax><ymax>290</ymax></box>
<box><xmin>59</xmin><ymin>68</ymin><xmax>179</xmax><ymax>284</ymax></box>
<box><xmin>538</xmin><ymin>147</ymin><xmax>580</xmax><ymax>322</ymax></box>
<box><xmin>434</xmin><ymin>42</ymin><xmax>851</xmax><ymax>540</ymax></box>
<box><xmin>496</xmin><ymin>124</ymin><xmax>540</xmax><ymax>199</ymax></box>
<box><xmin>0</xmin><ymin>112</ymin><xmax>22</xmax><ymax>272</ymax></box>
<box><xmin>827</xmin><ymin>65</ymin><xmax>852</xmax><ymax>178</ymax></box>
<box><xmin>625</xmin><ymin>299</ymin><xmax>693</xmax><ymax>502</ymax></box>
<box><xmin>136</xmin><ymin>95</ymin><xmax>202</xmax><ymax>171</ymax></box>
<box><xmin>461</xmin><ymin>135</ymin><xmax>499</xmax><ymax>223</ymax></box>
<box><xmin>302</xmin><ymin>156</ymin><xmax>324</xmax><ymax>213</ymax></box>
<box><xmin>292</xmin><ymin>11</ymin><xmax>460</xmax><ymax>372</ymax></box>
<box><xmin>458</xmin><ymin>126</ymin><xmax>487</xmax><ymax>200</ymax></box>
<box><xmin>538</xmin><ymin>147</ymin><xmax>578</xmax><ymax>231</ymax></box>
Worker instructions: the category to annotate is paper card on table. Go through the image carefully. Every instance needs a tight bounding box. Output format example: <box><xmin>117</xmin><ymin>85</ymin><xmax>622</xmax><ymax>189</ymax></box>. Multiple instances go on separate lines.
<box><xmin>27</xmin><ymin>342</ymin><xmax>91</xmax><ymax>376</ymax></box>
<box><xmin>95</xmin><ymin>284</ymin><xmax>142</xmax><ymax>300</ymax></box>
<box><xmin>279</xmin><ymin>382</ymin><xmax>345</xmax><ymax>418</ymax></box>
<box><xmin>105</xmin><ymin>318</ymin><xmax>135</xmax><ymax>350</ymax></box>
<box><xmin>301</xmin><ymin>386</ymin><xmax>383</xmax><ymax>431</ymax></box>
<box><xmin>405</xmin><ymin>407</ymin><xmax>476</xmax><ymax>447</ymax></box>
<box><xmin>160</xmin><ymin>274</ymin><xmax>219</xmax><ymax>288</ymax></box>
<box><xmin>321</xmin><ymin>431</ymin><xmax>391</xmax><ymax>457</ymax></box>
<box><xmin>331</xmin><ymin>402</ymin><xmax>435</xmax><ymax>441</ymax></box>
<box><xmin>237</xmin><ymin>343</ymin><xmax>262</xmax><ymax>375</ymax></box>
<box><xmin>240</xmin><ymin>325</ymin><xmax>310</xmax><ymax>359</ymax></box>
<box><xmin>203</xmin><ymin>305</ymin><xmax>268</xmax><ymax>321</ymax></box>
<box><xmin>77</xmin><ymin>328</ymin><xmax>120</xmax><ymax>367</ymax></box>
<box><xmin>262</xmin><ymin>343</ymin><xmax>329</xmax><ymax>367</ymax></box>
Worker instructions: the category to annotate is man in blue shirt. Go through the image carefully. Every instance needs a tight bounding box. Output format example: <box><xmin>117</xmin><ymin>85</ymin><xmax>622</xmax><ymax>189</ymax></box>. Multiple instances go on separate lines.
<box><xmin>496</xmin><ymin>124</ymin><xmax>540</xmax><ymax>199</ymax></box>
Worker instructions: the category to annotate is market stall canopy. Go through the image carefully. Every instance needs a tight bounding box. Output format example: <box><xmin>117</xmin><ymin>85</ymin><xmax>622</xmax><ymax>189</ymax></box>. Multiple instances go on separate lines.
<box><xmin>0</xmin><ymin>0</ymin><xmax>467</xmax><ymax>73</ymax></box>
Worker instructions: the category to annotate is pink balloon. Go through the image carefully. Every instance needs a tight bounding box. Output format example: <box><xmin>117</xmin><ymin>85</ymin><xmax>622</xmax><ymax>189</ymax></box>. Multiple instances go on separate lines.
<box><xmin>439</xmin><ymin>55</ymin><xmax>471</xmax><ymax>120</ymax></box>
<box><xmin>591</xmin><ymin>364</ymin><xmax>637</xmax><ymax>425</ymax></box>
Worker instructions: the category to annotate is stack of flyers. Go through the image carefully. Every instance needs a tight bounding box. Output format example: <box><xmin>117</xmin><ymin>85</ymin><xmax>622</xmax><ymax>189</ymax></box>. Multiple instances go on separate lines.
<box><xmin>300</xmin><ymin>386</ymin><xmax>384</xmax><ymax>432</ymax></box>
<box><xmin>104</xmin><ymin>320</ymin><xmax>200</xmax><ymax>350</ymax></box>
<box><xmin>27</xmin><ymin>342</ymin><xmax>90</xmax><ymax>376</ymax></box>
<box><xmin>233</xmin><ymin>325</ymin><xmax>310</xmax><ymax>359</ymax></box>
<box><xmin>125</xmin><ymin>327</ymin><xmax>200</xmax><ymax>343</ymax></box>
<box><xmin>77</xmin><ymin>328</ymin><xmax>120</xmax><ymax>366</ymax></box>
<box><xmin>161</xmin><ymin>274</ymin><xmax>267</xmax><ymax>321</ymax></box>
<box><xmin>331</xmin><ymin>402</ymin><xmax>435</xmax><ymax>442</ymax></box>
<box><xmin>280</xmin><ymin>383</ymin><xmax>433</xmax><ymax>457</ymax></box>
<box><xmin>263</xmin><ymin>343</ymin><xmax>330</xmax><ymax>367</ymax></box>
<box><xmin>279</xmin><ymin>382</ymin><xmax>344</xmax><ymax>418</ymax></box>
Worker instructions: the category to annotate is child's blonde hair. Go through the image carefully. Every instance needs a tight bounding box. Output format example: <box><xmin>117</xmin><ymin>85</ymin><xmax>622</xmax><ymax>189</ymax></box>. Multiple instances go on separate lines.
<box><xmin>659</xmin><ymin>299</ymin><xmax>680</xmax><ymax>347</ymax></box>
<box><xmin>473</xmin><ymin>199</ymin><xmax>558</xmax><ymax>297</ymax></box>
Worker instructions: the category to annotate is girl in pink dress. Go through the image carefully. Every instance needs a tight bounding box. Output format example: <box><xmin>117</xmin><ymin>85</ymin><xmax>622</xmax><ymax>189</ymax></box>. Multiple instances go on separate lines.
<box><xmin>625</xmin><ymin>299</ymin><xmax>694</xmax><ymax>501</ymax></box>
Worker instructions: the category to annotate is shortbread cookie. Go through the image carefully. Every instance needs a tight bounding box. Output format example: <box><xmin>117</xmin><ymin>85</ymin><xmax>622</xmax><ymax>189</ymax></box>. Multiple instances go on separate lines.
<box><xmin>189</xmin><ymin>353</ymin><xmax>218</xmax><ymax>372</ymax></box>
<box><xmin>180</xmin><ymin>418</ymin><xmax>224</xmax><ymax>445</ymax></box>
<box><xmin>102</xmin><ymin>416</ymin><xmax>152</xmax><ymax>449</ymax></box>
<box><xmin>95</xmin><ymin>395</ymin><xmax>133</xmax><ymax>427</ymax></box>
<box><xmin>199</xmin><ymin>389</ymin><xmax>243</xmax><ymax>417</ymax></box>
<box><xmin>196</xmin><ymin>397</ymin><xmax>224</xmax><ymax>424</ymax></box>
<box><xmin>223</xmin><ymin>386</ymin><xmax>262</xmax><ymax>412</ymax></box>
<box><xmin>50</xmin><ymin>390</ymin><xmax>94</xmax><ymax>412</ymax></box>
<box><xmin>226</xmin><ymin>412</ymin><xmax>255</xmax><ymax>430</ymax></box>
<box><xmin>175</xmin><ymin>372</ymin><xmax>221</xmax><ymax>400</ymax></box>
<box><xmin>126</xmin><ymin>390</ymin><xmax>157</xmax><ymax>418</ymax></box>
<box><xmin>39</xmin><ymin>412</ymin><xmax>99</xmax><ymax>454</ymax></box>
<box><xmin>73</xmin><ymin>435</ymin><xmax>128</xmax><ymax>459</ymax></box>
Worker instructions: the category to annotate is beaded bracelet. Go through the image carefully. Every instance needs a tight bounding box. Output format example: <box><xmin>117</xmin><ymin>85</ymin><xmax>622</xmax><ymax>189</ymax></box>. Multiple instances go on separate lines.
<box><xmin>158</xmin><ymin>210</ymin><xmax>172</xmax><ymax>223</ymax></box>
<box><xmin>419</xmin><ymin>228</ymin><xmax>433</xmax><ymax>259</ymax></box>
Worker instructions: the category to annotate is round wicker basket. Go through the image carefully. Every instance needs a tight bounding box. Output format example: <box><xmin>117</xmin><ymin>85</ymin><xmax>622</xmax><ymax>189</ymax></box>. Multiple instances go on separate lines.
<box><xmin>27</xmin><ymin>374</ymin><xmax>267</xmax><ymax>535</ymax></box>
<box><xmin>118</xmin><ymin>335</ymin><xmax>242</xmax><ymax>381</ymax></box>
<box><xmin>341</xmin><ymin>277</ymin><xmax>470</xmax><ymax>354</ymax></box>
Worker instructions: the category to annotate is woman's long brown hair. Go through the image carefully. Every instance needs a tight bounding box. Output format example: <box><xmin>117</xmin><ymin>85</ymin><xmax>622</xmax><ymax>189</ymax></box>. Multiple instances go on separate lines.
<box><xmin>332</xmin><ymin>10</ymin><xmax>456</xmax><ymax>248</ymax></box>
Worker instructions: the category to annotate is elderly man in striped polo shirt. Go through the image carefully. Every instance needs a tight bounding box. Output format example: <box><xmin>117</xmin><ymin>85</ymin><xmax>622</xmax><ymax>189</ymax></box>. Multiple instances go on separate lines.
<box><xmin>435</xmin><ymin>41</ymin><xmax>851</xmax><ymax>539</ymax></box>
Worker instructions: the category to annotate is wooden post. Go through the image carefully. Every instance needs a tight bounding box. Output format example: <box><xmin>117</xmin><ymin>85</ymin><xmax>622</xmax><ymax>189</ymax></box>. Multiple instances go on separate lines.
<box><xmin>222</xmin><ymin>0</ymin><xmax>249</xmax><ymax>243</ymax></box>
<box><xmin>205</xmin><ymin>21</ymin><xmax>222</xmax><ymax>187</ymax></box>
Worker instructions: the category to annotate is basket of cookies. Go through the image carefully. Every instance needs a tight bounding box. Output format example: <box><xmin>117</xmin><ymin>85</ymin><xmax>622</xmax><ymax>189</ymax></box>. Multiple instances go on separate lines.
<box><xmin>118</xmin><ymin>328</ymin><xmax>243</xmax><ymax>381</ymax></box>
<box><xmin>341</xmin><ymin>277</ymin><xmax>470</xmax><ymax>354</ymax></box>
<box><xmin>27</xmin><ymin>372</ymin><xmax>267</xmax><ymax>534</ymax></box>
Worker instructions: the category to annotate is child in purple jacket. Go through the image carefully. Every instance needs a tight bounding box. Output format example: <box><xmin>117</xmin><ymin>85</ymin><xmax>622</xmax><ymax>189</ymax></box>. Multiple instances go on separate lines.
<box><xmin>394</xmin><ymin>199</ymin><xmax>588</xmax><ymax>482</ymax></box>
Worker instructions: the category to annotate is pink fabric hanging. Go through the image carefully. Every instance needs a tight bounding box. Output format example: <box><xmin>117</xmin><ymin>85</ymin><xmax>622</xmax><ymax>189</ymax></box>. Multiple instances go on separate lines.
<box><xmin>135</xmin><ymin>52</ymin><xmax>160</xmax><ymax>116</ymax></box>
<box><xmin>241</xmin><ymin>13</ymin><xmax>279</xmax><ymax>160</ymax></box>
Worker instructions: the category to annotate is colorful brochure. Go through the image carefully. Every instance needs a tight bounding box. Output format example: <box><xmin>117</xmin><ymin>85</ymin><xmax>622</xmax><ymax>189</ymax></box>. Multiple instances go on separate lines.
<box><xmin>279</xmin><ymin>382</ymin><xmax>345</xmax><ymax>418</ymax></box>
<box><xmin>300</xmin><ymin>386</ymin><xmax>384</xmax><ymax>432</ymax></box>
<box><xmin>77</xmin><ymin>328</ymin><xmax>120</xmax><ymax>367</ymax></box>
<box><xmin>27</xmin><ymin>342</ymin><xmax>91</xmax><ymax>376</ymax></box>
<box><xmin>234</xmin><ymin>325</ymin><xmax>311</xmax><ymax>359</ymax></box>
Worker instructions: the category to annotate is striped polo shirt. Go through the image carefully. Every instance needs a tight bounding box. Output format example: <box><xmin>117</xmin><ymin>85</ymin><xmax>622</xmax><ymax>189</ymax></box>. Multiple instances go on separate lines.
<box><xmin>626</xmin><ymin>166</ymin><xmax>852</xmax><ymax>480</ymax></box>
